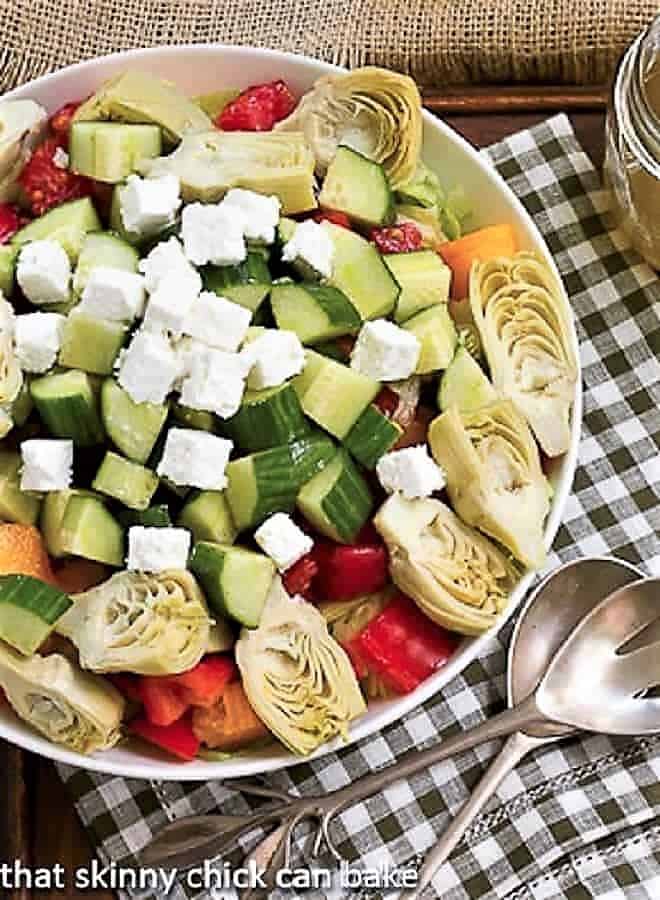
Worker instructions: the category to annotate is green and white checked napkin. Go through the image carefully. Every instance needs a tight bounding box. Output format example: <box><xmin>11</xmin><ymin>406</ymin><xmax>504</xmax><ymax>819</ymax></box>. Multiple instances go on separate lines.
<box><xmin>56</xmin><ymin>113</ymin><xmax>660</xmax><ymax>900</ymax></box>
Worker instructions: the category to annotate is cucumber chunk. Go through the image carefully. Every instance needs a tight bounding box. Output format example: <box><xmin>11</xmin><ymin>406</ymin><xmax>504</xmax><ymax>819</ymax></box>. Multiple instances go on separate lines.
<box><xmin>0</xmin><ymin>451</ymin><xmax>40</xmax><ymax>525</ymax></box>
<box><xmin>92</xmin><ymin>451</ymin><xmax>159</xmax><ymax>511</ymax></box>
<box><xmin>118</xmin><ymin>505</ymin><xmax>172</xmax><ymax>529</ymax></box>
<box><xmin>60</xmin><ymin>495</ymin><xmax>124</xmax><ymax>566</ymax></box>
<box><xmin>319</xmin><ymin>146</ymin><xmax>394</xmax><ymax>228</ymax></box>
<box><xmin>438</xmin><ymin>345</ymin><xmax>498</xmax><ymax>412</ymax></box>
<box><xmin>0</xmin><ymin>246</ymin><xmax>17</xmax><ymax>297</ymax></box>
<box><xmin>293</xmin><ymin>349</ymin><xmax>379</xmax><ymax>439</ymax></box>
<box><xmin>190</xmin><ymin>542</ymin><xmax>275</xmax><ymax>628</ymax></box>
<box><xmin>402</xmin><ymin>304</ymin><xmax>457</xmax><ymax>373</ymax></box>
<box><xmin>270</xmin><ymin>280</ymin><xmax>360</xmax><ymax>344</ymax></box>
<box><xmin>73</xmin><ymin>232</ymin><xmax>139</xmax><ymax>296</ymax></box>
<box><xmin>297</xmin><ymin>449</ymin><xmax>373</xmax><ymax>544</ymax></box>
<box><xmin>0</xmin><ymin>574</ymin><xmax>72</xmax><ymax>655</ymax></box>
<box><xmin>323</xmin><ymin>222</ymin><xmax>400</xmax><ymax>320</ymax></box>
<box><xmin>221</xmin><ymin>383</ymin><xmax>308</xmax><ymax>452</ymax></box>
<box><xmin>178</xmin><ymin>491</ymin><xmax>237</xmax><ymax>545</ymax></box>
<box><xmin>344</xmin><ymin>404</ymin><xmax>403</xmax><ymax>469</ymax></box>
<box><xmin>171</xmin><ymin>403</ymin><xmax>217</xmax><ymax>433</ymax></box>
<box><xmin>11</xmin><ymin>198</ymin><xmax>101</xmax><ymax>262</ymax></box>
<box><xmin>70</xmin><ymin>122</ymin><xmax>162</xmax><ymax>183</ymax></box>
<box><xmin>59</xmin><ymin>311</ymin><xmax>127</xmax><ymax>375</ymax></box>
<box><xmin>101</xmin><ymin>378</ymin><xmax>168</xmax><ymax>464</ymax></box>
<box><xmin>384</xmin><ymin>251</ymin><xmax>452</xmax><ymax>323</ymax></box>
<box><xmin>40</xmin><ymin>489</ymin><xmax>96</xmax><ymax>557</ymax></box>
<box><xmin>203</xmin><ymin>252</ymin><xmax>271</xmax><ymax>313</ymax></box>
<box><xmin>30</xmin><ymin>370</ymin><xmax>105</xmax><ymax>446</ymax></box>
<box><xmin>11</xmin><ymin>379</ymin><xmax>34</xmax><ymax>427</ymax></box>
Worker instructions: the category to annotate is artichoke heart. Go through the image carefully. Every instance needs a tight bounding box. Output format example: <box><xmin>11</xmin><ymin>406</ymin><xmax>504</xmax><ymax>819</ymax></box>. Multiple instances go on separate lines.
<box><xmin>139</xmin><ymin>131</ymin><xmax>316</xmax><ymax>214</ymax></box>
<box><xmin>276</xmin><ymin>67</ymin><xmax>422</xmax><ymax>189</ymax></box>
<box><xmin>57</xmin><ymin>569</ymin><xmax>211</xmax><ymax>675</ymax></box>
<box><xmin>0</xmin><ymin>641</ymin><xmax>124</xmax><ymax>754</ymax></box>
<box><xmin>374</xmin><ymin>493</ymin><xmax>516</xmax><ymax>636</ymax></box>
<box><xmin>0</xmin><ymin>296</ymin><xmax>22</xmax><ymax>436</ymax></box>
<box><xmin>470</xmin><ymin>251</ymin><xmax>577</xmax><ymax>457</ymax></box>
<box><xmin>0</xmin><ymin>99</ymin><xmax>48</xmax><ymax>202</ymax></box>
<box><xmin>429</xmin><ymin>401</ymin><xmax>550</xmax><ymax>569</ymax></box>
<box><xmin>235</xmin><ymin>577</ymin><xmax>365</xmax><ymax>756</ymax></box>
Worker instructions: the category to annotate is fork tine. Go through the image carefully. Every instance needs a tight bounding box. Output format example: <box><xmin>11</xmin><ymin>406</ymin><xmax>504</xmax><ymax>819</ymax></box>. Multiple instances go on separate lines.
<box><xmin>223</xmin><ymin>779</ymin><xmax>296</xmax><ymax>803</ymax></box>
<box><xmin>577</xmin><ymin>579</ymin><xmax>659</xmax><ymax>647</ymax></box>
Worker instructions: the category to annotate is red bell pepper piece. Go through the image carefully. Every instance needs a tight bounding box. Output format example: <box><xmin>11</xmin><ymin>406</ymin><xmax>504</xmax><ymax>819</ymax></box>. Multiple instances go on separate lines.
<box><xmin>313</xmin><ymin>539</ymin><xmax>388</xmax><ymax>602</ymax></box>
<box><xmin>282</xmin><ymin>554</ymin><xmax>319</xmax><ymax>600</ymax></box>
<box><xmin>370</xmin><ymin>222</ymin><xmax>423</xmax><ymax>254</ymax></box>
<box><xmin>139</xmin><ymin>678</ymin><xmax>189</xmax><ymax>727</ymax></box>
<box><xmin>348</xmin><ymin>594</ymin><xmax>457</xmax><ymax>693</ymax></box>
<box><xmin>0</xmin><ymin>204</ymin><xmax>22</xmax><ymax>244</ymax></box>
<box><xmin>130</xmin><ymin>714</ymin><xmax>200</xmax><ymax>761</ymax></box>
<box><xmin>217</xmin><ymin>80</ymin><xmax>296</xmax><ymax>131</ymax></box>
<box><xmin>163</xmin><ymin>655</ymin><xmax>237</xmax><ymax>708</ymax></box>
<box><xmin>49</xmin><ymin>101</ymin><xmax>82</xmax><ymax>145</ymax></box>
<box><xmin>313</xmin><ymin>209</ymin><xmax>352</xmax><ymax>229</ymax></box>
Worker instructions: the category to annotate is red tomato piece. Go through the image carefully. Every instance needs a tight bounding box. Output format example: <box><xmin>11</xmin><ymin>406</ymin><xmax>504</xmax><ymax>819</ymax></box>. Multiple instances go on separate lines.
<box><xmin>139</xmin><ymin>678</ymin><xmax>189</xmax><ymax>727</ymax></box>
<box><xmin>49</xmin><ymin>101</ymin><xmax>82</xmax><ymax>145</ymax></box>
<box><xmin>313</xmin><ymin>210</ymin><xmax>352</xmax><ymax>229</ymax></box>
<box><xmin>370</xmin><ymin>222</ymin><xmax>423</xmax><ymax>254</ymax></box>
<box><xmin>163</xmin><ymin>655</ymin><xmax>237</xmax><ymax>708</ymax></box>
<box><xmin>217</xmin><ymin>80</ymin><xmax>296</xmax><ymax>132</ymax></box>
<box><xmin>282</xmin><ymin>554</ymin><xmax>319</xmax><ymax>600</ymax></box>
<box><xmin>0</xmin><ymin>204</ymin><xmax>21</xmax><ymax>244</ymax></box>
<box><xmin>19</xmin><ymin>136</ymin><xmax>93</xmax><ymax>216</ymax></box>
<box><xmin>130</xmin><ymin>715</ymin><xmax>200</xmax><ymax>761</ymax></box>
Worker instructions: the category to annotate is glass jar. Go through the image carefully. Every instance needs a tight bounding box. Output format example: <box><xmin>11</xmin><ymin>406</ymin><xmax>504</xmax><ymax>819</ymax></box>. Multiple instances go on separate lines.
<box><xmin>604</xmin><ymin>14</ymin><xmax>660</xmax><ymax>270</ymax></box>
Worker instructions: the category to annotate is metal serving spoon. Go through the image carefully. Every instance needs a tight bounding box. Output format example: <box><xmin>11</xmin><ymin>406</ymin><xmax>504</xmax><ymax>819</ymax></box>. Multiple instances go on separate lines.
<box><xmin>142</xmin><ymin>563</ymin><xmax>656</xmax><ymax>899</ymax></box>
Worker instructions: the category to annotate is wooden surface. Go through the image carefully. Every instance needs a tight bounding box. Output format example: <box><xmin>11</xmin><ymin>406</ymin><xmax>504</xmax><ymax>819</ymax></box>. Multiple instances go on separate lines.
<box><xmin>0</xmin><ymin>105</ymin><xmax>606</xmax><ymax>900</ymax></box>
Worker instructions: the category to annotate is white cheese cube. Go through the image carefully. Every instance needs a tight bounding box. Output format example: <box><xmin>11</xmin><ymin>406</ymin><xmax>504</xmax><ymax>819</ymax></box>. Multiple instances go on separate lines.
<box><xmin>350</xmin><ymin>319</ymin><xmax>420</xmax><ymax>381</ymax></box>
<box><xmin>242</xmin><ymin>330</ymin><xmax>305</xmax><ymax>390</ymax></box>
<box><xmin>14</xmin><ymin>312</ymin><xmax>66</xmax><ymax>374</ymax></box>
<box><xmin>117</xmin><ymin>329</ymin><xmax>181</xmax><ymax>405</ymax></box>
<box><xmin>282</xmin><ymin>220</ymin><xmax>334</xmax><ymax>278</ymax></box>
<box><xmin>254</xmin><ymin>512</ymin><xmax>313</xmax><ymax>572</ymax></box>
<box><xmin>157</xmin><ymin>427</ymin><xmax>233</xmax><ymax>490</ymax></box>
<box><xmin>220</xmin><ymin>188</ymin><xmax>281</xmax><ymax>243</ymax></box>
<box><xmin>120</xmin><ymin>174</ymin><xmax>181</xmax><ymax>236</ymax></box>
<box><xmin>78</xmin><ymin>266</ymin><xmax>146</xmax><ymax>322</ymax></box>
<box><xmin>179</xmin><ymin>345</ymin><xmax>249</xmax><ymax>419</ymax></box>
<box><xmin>143</xmin><ymin>271</ymin><xmax>199</xmax><ymax>336</ymax></box>
<box><xmin>138</xmin><ymin>236</ymin><xmax>202</xmax><ymax>295</ymax></box>
<box><xmin>16</xmin><ymin>240</ymin><xmax>71</xmax><ymax>306</ymax></box>
<box><xmin>183</xmin><ymin>292</ymin><xmax>251</xmax><ymax>351</ymax></box>
<box><xmin>20</xmin><ymin>438</ymin><xmax>73</xmax><ymax>491</ymax></box>
<box><xmin>376</xmin><ymin>445</ymin><xmax>446</xmax><ymax>500</ymax></box>
<box><xmin>127</xmin><ymin>526</ymin><xmax>191</xmax><ymax>573</ymax></box>
<box><xmin>181</xmin><ymin>202</ymin><xmax>246</xmax><ymax>267</ymax></box>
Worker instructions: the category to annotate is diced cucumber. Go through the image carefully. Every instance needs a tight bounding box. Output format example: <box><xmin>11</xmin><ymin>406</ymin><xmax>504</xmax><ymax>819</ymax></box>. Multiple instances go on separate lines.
<box><xmin>319</xmin><ymin>146</ymin><xmax>394</xmax><ymax>228</ymax></box>
<box><xmin>11</xmin><ymin>379</ymin><xmax>33</xmax><ymax>427</ymax></box>
<box><xmin>40</xmin><ymin>489</ymin><xmax>96</xmax><ymax>557</ymax></box>
<box><xmin>109</xmin><ymin>185</ymin><xmax>141</xmax><ymax>245</ymax></box>
<box><xmin>0</xmin><ymin>245</ymin><xmax>17</xmax><ymax>297</ymax></box>
<box><xmin>438</xmin><ymin>345</ymin><xmax>498</xmax><ymax>413</ymax></box>
<box><xmin>0</xmin><ymin>451</ymin><xmax>40</xmax><ymax>525</ymax></box>
<box><xmin>178</xmin><ymin>491</ymin><xmax>237</xmax><ymax>545</ymax></box>
<box><xmin>92</xmin><ymin>451</ymin><xmax>159</xmax><ymax>511</ymax></box>
<box><xmin>344</xmin><ymin>404</ymin><xmax>403</xmax><ymax>469</ymax></box>
<box><xmin>59</xmin><ymin>311</ymin><xmax>127</xmax><ymax>375</ymax></box>
<box><xmin>203</xmin><ymin>252</ymin><xmax>271</xmax><ymax>313</ymax></box>
<box><xmin>190</xmin><ymin>542</ymin><xmax>275</xmax><ymax>628</ymax></box>
<box><xmin>118</xmin><ymin>505</ymin><xmax>172</xmax><ymax>529</ymax></box>
<box><xmin>277</xmin><ymin>217</ymin><xmax>297</xmax><ymax>246</ymax></box>
<box><xmin>30</xmin><ymin>370</ymin><xmax>104</xmax><ymax>446</ymax></box>
<box><xmin>101</xmin><ymin>378</ymin><xmax>168</xmax><ymax>464</ymax></box>
<box><xmin>60</xmin><ymin>495</ymin><xmax>124</xmax><ymax>566</ymax></box>
<box><xmin>297</xmin><ymin>449</ymin><xmax>373</xmax><ymax>543</ymax></box>
<box><xmin>270</xmin><ymin>280</ymin><xmax>360</xmax><ymax>345</ymax></box>
<box><xmin>402</xmin><ymin>305</ymin><xmax>457</xmax><ymax>373</ymax></box>
<box><xmin>225</xmin><ymin>434</ymin><xmax>335</xmax><ymax>531</ymax></box>
<box><xmin>221</xmin><ymin>383</ymin><xmax>308</xmax><ymax>452</ymax></box>
<box><xmin>384</xmin><ymin>251</ymin><xmax>452</xmax><ymax>323</ymax></box>
<box><xmin>293</xmin><ymin>349</ymin><xmax>379</xmax><ymax>439</ymax></box>
<box><xmin>171</xmin><ymin>403</ymin><xmax>216</xmax><ymax>433</ymax></box>
<box><xmin>73</xmin><ymin>232</ymin><xmax>139</xmax><ymax>295</ymax></box>
<box><xmin>11</xmin><ymin>198</ymin><xmax>101</xmax><ymax>262</ymax></box>
<box><xmin>0</xmin><ymin>574</ymin><xmax>72</xmax><ymax>655</ymax></box>
<box><xmin>323</xmin><ymin>222</ymin><xmax>400</xmax><ymax>320</ymax></box>
<box><xmin>70</xmin><ymin>122</ymin><xmax>163</xmax><ymax>183</ymax></box>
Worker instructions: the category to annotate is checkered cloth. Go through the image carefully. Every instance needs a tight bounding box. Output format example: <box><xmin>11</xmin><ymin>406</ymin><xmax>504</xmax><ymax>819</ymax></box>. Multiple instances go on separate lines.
<box><xmin>56</xmin><ymin>113</ymin><xmax>660</xmax><ymax>900</ymax></box>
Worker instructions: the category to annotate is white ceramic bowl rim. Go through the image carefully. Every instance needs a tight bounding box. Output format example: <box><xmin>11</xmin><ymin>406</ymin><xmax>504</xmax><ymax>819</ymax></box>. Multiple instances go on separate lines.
<box><xmin>0</xmin><ymin>44</ymin><xmax>582</xmax><ymax>780</ymax></box>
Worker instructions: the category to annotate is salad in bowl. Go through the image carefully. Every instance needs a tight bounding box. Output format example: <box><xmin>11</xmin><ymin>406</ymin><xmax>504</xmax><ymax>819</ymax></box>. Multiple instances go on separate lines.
<box><xmin>0</xmin><ymin>54</ymin><xmax>579</xmax><ymax>773</ymax></box>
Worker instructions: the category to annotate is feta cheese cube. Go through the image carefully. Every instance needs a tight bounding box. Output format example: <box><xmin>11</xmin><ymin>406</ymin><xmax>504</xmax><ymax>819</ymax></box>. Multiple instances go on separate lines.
<box><xmin>138</xmin><ymin>237</ymin><xmax>202</xmax><ymax>295</ymax></box>
<box><xmin>376</xmin><ymin>445</ymin><xmax>446</xmax><ymax>500</ymax></box>
<box><xmin>183</xmin><ymin>292</ymin><xmax>251</xmax><ymax>351</ymax></box>
<box><xmin>14</xmin><ymin>312</ymin><xmax>66</xmax><ymax>373</ymax></box>
<box><xmin>120</xmin><ymin>174</ymin><xmax>181</xmax><ymax>236</ymax></box>
<box><xmin>157</xmin><ymin>427</ymin><xmax>233</xmax><ymax>490</ymax></box>
<box><xmin>16</xmin><ymin>240</ymin><xmax>71</xmax><ymax>306</ymax></box>
<box><xmin>242</xmin><ymin>330</ymin><xmax>305</xmax><ymax>390</ymax></box>
<box><xmin>20</xmin><ymin>439</ymin><xmax>73</xmax><ymax>491</ymax></box>
<box><xmin>181</xmin><ymin>202</ymin><xmax>246</xmax><ymax>267</ymax></box>
<box><xmin>221</xmin><ymin>188</ymin><xmax>281</xmax><ymax>243</ymax></box>
<box><xmin>78</xmin><ymin>267</ymin><xmax>146</xmax><ymax>322</ymax></box>
<box><xmin>282</xmin><ymin>220</ymin><xmax>334</xmax><ymax>278</ymax></box>
<box><xmin>117</xmin><ymin>329</ymin><xmax>181</xmax><ymax>404</ymax></box>
<box><xmin>179</xmin><ymin>345</ymin><xmax>250</xmax><ymax>419</ymax></box>
<box><xmin>255</xmin><ymin>512</ymin><xmax>313</xmax><ymax>572</ymax></box>
<box><xmin>350</xmin><ymin>319</ymin><xmax>420</xmax><ymax>381</ymax></box>
<box><xmin>127</xmin><ymin>526</ymin><xmax>191</xmax><ymax>573</ymax></box>
<box><xmin>143</xmin><ymin>271</ymin><xmax>199</xmax><ymax>336</ymax></box>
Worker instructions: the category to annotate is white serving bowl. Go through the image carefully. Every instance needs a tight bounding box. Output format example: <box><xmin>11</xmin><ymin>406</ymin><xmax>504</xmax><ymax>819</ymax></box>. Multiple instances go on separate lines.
<box><xmin>1</xmin><ymin>46</ymin><xmax>581</xmax><ymax>780</ymax></box>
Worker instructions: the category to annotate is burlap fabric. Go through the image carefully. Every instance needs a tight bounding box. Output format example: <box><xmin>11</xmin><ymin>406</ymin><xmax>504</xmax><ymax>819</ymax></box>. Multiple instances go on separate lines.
<box><xmin>0</xmin><ymin>0</ymin><xmax>658</xmax><ymax>93</ymax></box>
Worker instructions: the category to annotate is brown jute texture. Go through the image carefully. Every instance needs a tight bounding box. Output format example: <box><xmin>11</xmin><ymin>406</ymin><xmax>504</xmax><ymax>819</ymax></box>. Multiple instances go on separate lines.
<box><xmin>0</xmin><ymin>0</ymin><xmax>658</xmax><ymax>93</ymax></box>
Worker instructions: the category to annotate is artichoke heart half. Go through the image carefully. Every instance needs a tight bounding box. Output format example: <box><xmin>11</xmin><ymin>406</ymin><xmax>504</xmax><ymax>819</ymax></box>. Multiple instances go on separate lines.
<box><xmin>0</xmin><ymin>641</ymin><xmax>124</xmax><ymax>754</ymax></box>
<box><xmin>57</xmin><ymin>570</ymin><xmax>211</xmax><ymax>675</ymax></box>
<box><xmin>235</xmin><ymin>578</ymin><xmax>365</xmax><ymax>756</ymax></box>
<box><xmin>276</xmin><ymin>67</ymin><xmax>422</xmax><ymax>189</ymax></box>
<box><xmin>470</xmin><ymin>251</ymin><xmax>577</xmax><ymax>457</ymax></box>
<box><xmin>0</xmin><ymin>296</ymin><xmax>22</xmax><ymax>438</ymax></box>
<box><xmin>374</xmin><ymin>493</ymin><xmax>516</xmax><ymax>636</ymax></box>
<box><xmin>0</xmin><ymin>99</ymin><xmax>48</xmax><ymax>202</ymax></box>
<box><xmin>429</xmin><ymin>401</ymin><xmax>550</xmax><ymax>569</ymax></box>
